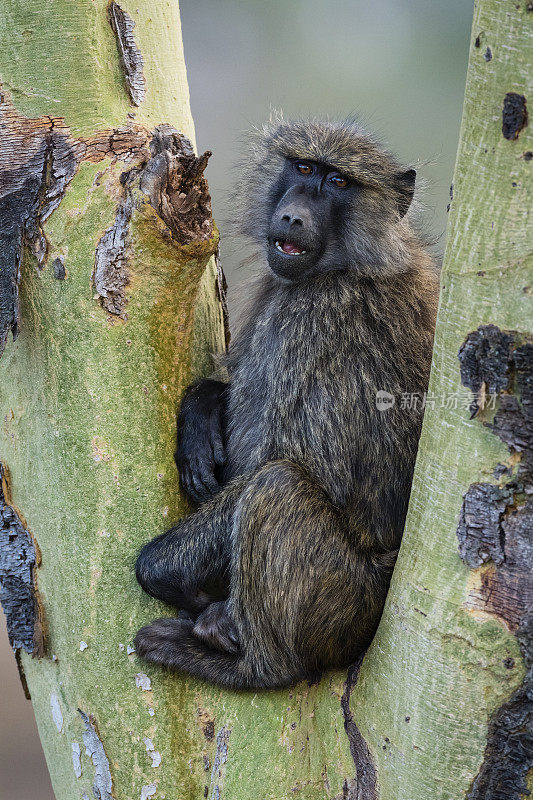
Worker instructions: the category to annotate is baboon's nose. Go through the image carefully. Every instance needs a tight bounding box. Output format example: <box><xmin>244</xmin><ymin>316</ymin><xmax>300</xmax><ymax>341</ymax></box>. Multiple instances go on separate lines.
<box><xmin>281</xmin><ymin>213</ymin><xmax>303</xmax><ymax>227</ymax></box>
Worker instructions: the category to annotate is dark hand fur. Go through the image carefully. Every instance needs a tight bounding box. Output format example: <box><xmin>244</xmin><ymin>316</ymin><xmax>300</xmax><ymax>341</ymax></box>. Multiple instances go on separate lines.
<box><xmin>176</xmin><ymin>379</ymin><xmax>227</xmax><ymax>503</ymax></box>
<box><xmin>135</xmin><ymin>116</ymin><xmax>439</xmax><ymax>689</ymax></box>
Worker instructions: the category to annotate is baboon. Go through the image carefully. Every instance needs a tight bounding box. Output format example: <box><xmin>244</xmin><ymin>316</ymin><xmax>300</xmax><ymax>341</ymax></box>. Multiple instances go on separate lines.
<box><xmin>135</xmin><ymin>117</ymin><xmax>439</xmax><ymax>689</ymax></box>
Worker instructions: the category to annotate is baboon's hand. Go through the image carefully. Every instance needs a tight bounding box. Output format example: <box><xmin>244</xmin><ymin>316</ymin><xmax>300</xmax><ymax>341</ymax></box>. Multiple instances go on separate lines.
<box><xmin>193</xmin><ymin>601</ymin><xmax>240</xmax><ymax>654</ymax></box>
<box><xmin>176</xmin><ymin>379</ymin><xmax>227</xmax><ymax>504</ymax></box>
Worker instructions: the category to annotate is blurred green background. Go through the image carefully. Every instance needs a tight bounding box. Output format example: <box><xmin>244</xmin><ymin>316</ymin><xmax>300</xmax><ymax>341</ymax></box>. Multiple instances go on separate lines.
<box><xmin>0</xmin><ymin>1</ymin><xmax>472</xmax><ymax>797</ymax></box>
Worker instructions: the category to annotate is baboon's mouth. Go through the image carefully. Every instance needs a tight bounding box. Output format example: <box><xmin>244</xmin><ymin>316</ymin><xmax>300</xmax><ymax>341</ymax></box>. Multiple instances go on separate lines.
<box><xmin>275</xmin><ymin>240</ymin><xmax>307</xmax><ymax>256</ymax></box>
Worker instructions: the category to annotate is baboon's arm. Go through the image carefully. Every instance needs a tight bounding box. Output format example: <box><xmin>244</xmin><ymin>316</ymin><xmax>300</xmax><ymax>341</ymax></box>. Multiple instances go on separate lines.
<box><xmin>136</xmin><ymin>475</ymin><xmax>247</xmax><ymax>612</ymax></box>
<box><xmin>176</xmin><ymin>378</ymin><xmax>227</xmax><ymax>503</ymax></box>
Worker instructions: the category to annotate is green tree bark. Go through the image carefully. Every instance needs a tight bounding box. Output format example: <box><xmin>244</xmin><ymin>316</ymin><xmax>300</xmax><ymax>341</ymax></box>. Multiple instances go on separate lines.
<box><xmin>0</xmin><ymin>2</ymin><xmax>230</xmax><ymax>798</ymax></box>
<box><xmin>0</xmin><ymin>3</ymin><xmax>356</xmax><ymax>800</ymax></box>
<box><xmin>347</xmin><ymin>2</ymin><xmax>532</xmax><ymax>798</ymax></box>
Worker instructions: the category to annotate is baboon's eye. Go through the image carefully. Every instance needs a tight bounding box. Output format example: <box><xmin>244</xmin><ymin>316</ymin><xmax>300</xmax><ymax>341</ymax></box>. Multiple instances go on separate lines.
<box><xmin>328</xmin><ymin>173</ymin><xmax>349</xmax><ymax>188</ymax></box>
<box><xmin>297</xmin><ymin>162</ymin><xmax>312</xmax><ymax>175</ymax></box>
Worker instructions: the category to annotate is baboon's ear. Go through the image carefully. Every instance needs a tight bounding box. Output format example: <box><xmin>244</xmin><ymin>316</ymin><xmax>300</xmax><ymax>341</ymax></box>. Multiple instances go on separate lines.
<box><xmin>395</xmin><ymin>168</ymin><xmax>416</xmax><ymax>218</ymax></box>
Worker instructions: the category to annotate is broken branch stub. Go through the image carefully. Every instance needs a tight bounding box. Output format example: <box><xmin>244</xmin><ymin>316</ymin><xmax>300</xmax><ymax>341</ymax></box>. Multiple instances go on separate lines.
<box><xmin>92</xmin><ymin>126</ymin><xmax>215</xmax><ymax>319</ymax></box>
<box><xmin>139</xmin><ymin>125</ymin><xmax>213</xmax><ymax>245</ymax></box>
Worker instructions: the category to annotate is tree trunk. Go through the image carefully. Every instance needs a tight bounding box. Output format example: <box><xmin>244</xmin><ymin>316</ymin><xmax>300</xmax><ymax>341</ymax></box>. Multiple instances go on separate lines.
<box><xmin>346</xmin><ymin>2</ymin><xmax>532</xmax><ymax>798</ymax></box>
<box><xmin>0</xmin><ymin>3</ymin><xmax>357</xmax><ymax>799</ymax></box>
<box><xmin>0</xmin><ymin>2</ymin><xmax>231</xmax><ymax>798</ymax></box>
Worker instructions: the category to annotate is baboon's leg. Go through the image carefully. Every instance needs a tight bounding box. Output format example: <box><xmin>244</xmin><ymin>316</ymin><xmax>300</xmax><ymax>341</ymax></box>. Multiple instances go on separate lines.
<box><xmin>135</xmin><ymin>476</ymin><xmax>247</xmax><ymax>613</ymax></box>
<box><xmin>134</xmin><ymin>617</ymin><xmax>246</xmax><ymax>686</ymax></box>
<box><xmin>136</xmin><ymin>461</ymin><xmax>386</xmax><ymax>688</ymax></box>
<box><xmin>229</xmin><ymin>460</ymin><xmax>378</xmax><ymax>684</ymax></box>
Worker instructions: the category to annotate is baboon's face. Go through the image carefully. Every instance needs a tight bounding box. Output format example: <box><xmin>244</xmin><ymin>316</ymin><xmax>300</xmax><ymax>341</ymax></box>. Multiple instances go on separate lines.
<box><xmin>266</xmin><ymin>158</ymin><xmax>359</xmax><ymax>281</ymax></box>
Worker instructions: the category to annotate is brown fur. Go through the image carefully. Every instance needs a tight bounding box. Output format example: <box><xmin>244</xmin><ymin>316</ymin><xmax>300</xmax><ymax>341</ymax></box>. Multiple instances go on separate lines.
<box><xmin>135</xmin><ymin>117</ymin><xmax>439</xmax><ymax>689</ymax></box>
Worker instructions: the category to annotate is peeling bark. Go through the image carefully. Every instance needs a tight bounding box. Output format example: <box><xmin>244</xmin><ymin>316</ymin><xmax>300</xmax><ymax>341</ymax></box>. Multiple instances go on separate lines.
<box><xmin>215</xmin><ymin>247</ymin><xmax>230</xmax><ymax>348</ymax></box>
<box><xmin>458</xmin><ymin>326</ymin><xmax>533</xmax><ymax>797</ymax></box>
<box><xmin>0</xmin><ymin>463</ymin><xmax>44</xmax><ymax>656</ymax></box>
<box><xmin>108</xmin><ymin>2</ymin><xmax>146</xmax><ymax>107</ymax></box>
<box><xmin>79</xmin><ymin>710</ymin><xmax>116</xmax><ymax>800</ymax></box>
<box><xmin>207</xmin><ymin>726</ymin><xmax>230</xmax><ymax>800</ymax></box>
<box><xmin>0</xmin><ymin>92</ymin><xmax>80</xmax><ymax>354</ymax></box>
<box><xmin>93</xmin><ymin>197</ymin><xmax>133</xmax><ymax>318</ymax></box>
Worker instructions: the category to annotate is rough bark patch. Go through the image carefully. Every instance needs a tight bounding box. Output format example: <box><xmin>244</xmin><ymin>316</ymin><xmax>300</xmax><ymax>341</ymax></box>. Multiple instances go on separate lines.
<box><xmin>0</xmin><ymin>86</ymin><xmax>151</xmax><ymax>355</ymax></box>
<box><xmin>0</xmin><ymin>92</ymin><xmax>81</xmax><ymax>354</ymax></box>
<box><xmin>108</xmin><ymin>2</ymin><xmax>146</xmax><ymax>106</ymax></box>
<box><xmin>340</xmin><ymin>656</ymin><xmax>377</xmax><ymax>800</ymax></box>
<box><xmin>196</xmin><ymin>706</ymin><xmax>216</xmax><ymax>742</ymax></box>
<box><xmin>0</xmin><ymin>463</ymin><xmax>44</xmax><ymax>655</ymax></box>
<box><xmin>492</xmin><ymin>343</ymin><xmax>533</xmax><ymax>475</ymax></box>
<box><xmin>481</xmin><ymin>498</ymin><xmax>533</xmax><ymax>631</ymax></box>
<box><xmin>52</xmin><ymin>256</ymin><xmax>66</xmax><ymax>280</ymax></box>
<box><xmin>457</xmin><ymin>483</ymin><xmax>512</xmax><ymax>567</ymax></box>
<box><xmin>84</xmin><ymin>125</ymin><xmax>151</xmax><ymax>165</ymax></box>
<box><xmin>458</xmin><ymin>327</ymin><xmax>532</xmax><ymax>629</ymax></box>
<box><xmin>458</xmin><ymin>324</ymin><xmax>513</xmax><ymax>418</ymax></box>
<box><xmin>502</xmin><ymin>93</ymin><xmax>528</xmax><ymax>141</ymax></box>
<box><xmin>79</xmin><ymin>710</ymin><xmax>116</xmax><ymax>800</ymax></box>
<box><xmin>459</xmin><ymin>326</ymin><xmax>533</xmax><ymax>799</ymax></box>
<box><xmin>93</xmin><ymin>197</ymin><xmax>133</xmax><ymax>318</ymax></box>
<box><xmin>207</xmin><ymin>725</ymin><xmax>230</xmax><ymax>800</ymax></box>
